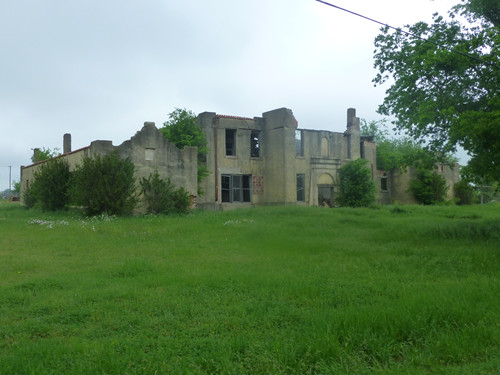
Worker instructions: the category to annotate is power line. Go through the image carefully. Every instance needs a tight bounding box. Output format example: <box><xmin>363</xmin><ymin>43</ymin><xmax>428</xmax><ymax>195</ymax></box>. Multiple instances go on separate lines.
<box><xmin>315</xmin><ymin>0</ymin><xmax>500</xmax><ymax>70</ymax></box>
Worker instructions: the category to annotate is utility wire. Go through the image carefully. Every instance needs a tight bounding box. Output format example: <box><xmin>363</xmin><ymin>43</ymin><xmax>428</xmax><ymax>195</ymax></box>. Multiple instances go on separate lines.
<box><xmin>315</xmin><ymin>0</ymin><xmax>500</xmax><ymax>69</ymax></box>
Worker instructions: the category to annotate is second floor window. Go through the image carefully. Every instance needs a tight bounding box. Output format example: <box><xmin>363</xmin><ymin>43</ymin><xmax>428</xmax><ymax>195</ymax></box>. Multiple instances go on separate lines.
<box><xmin>295</xmin><ymin>130</ymin><xmax>304</xmax><ymax>157</ymax></box>
<box><xmin>226</xmin><ymin>129</ymin><xmax>236</xmax><ymax>156</ymax></box>
<box><xmin>251</xmin><ymin>131</ymin><xmax>260</xmax><ymax>157</ymax></box>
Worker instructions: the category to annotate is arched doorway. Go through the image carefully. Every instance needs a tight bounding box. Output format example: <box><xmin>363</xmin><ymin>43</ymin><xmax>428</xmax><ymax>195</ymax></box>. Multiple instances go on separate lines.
<box><xmin>318</xmin><ymin>173</ymin><xmax>334</xmax><ymax>207</ymax></box>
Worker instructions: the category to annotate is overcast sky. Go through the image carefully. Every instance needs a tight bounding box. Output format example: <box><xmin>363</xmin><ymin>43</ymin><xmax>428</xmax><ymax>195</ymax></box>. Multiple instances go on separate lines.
<box><xmin>0</xmin><ymin>0</ymin><xmax>461</xmax><ymax>191</ymax></box>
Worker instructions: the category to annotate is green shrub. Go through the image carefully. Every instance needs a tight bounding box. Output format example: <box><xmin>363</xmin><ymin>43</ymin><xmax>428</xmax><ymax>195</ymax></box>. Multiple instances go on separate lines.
<box><xmin>409</xmin><ymin>168</ymin><xmax>448</xmax><ymax>205</ymax></box>
<box><xmin>30</xmin><ymin>158</ymin><xmax>71</xmax><ymax>211</ymax></box>
<box><xmin>22</xmin><ymin>181</ymin><xmax>38</xmax><ymax>209</ymax></box>
<box><xmin>337</xmin><ymin>159</ymin><xmax>376</xmax><ymax>207</ymax></box>
<box><xmin>140</xmin><ymin>170</ymin><xmax>191</xmax><ymax>215</ymax></box>
<box><xmin>454</xmin><ymin>180</ymin><xmax>477</xmax><ymax>205</ymax></box>
<box><xmin>72</xmin><ymin>153</ymin><xmax>137</xmax><ymax>216</ymax></box>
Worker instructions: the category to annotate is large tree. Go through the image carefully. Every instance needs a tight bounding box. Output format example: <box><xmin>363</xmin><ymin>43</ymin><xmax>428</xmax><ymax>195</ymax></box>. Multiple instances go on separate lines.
<box><xmin>160</xmin><ymin>108</ymin><xmax>209</xmax><ymax>189</ymax></box>
<box><xmin>373</xmin><ymin>0</ymin><xmax>500</xmax><ymax>181</ymax></box>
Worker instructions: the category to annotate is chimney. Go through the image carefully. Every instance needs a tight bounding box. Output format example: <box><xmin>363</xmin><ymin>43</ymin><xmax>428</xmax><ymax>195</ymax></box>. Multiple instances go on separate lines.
<box><xmin>63</xmin><ymin>133</ymin><xmax>71</xmax><ymax>154</ymax></box>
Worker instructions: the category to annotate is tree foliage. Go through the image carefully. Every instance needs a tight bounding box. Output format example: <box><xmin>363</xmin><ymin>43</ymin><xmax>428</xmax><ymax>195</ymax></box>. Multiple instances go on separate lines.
<box><xmin>454</xmin><ymin>179</ymin><xmax>477</xmax><ymax>205</ymax></box>
<box><xmin>72</xmin><ymin>153</ymin><xmax>137</xmax><ymax>216</ymax></box>
<box><xmin>31</xmin><ymin>147</ymin><xmax>60</xmax><ymax>163</ymax></box>
<box><xmin>409</xmin><ymin>167</ymin><xmax>448</xmax><ymax>205</ymax></box>
<box><xmin>160</xmin><ymin>108</ymin><xmax>209</xmax><ymax>187</ymax></box>
<box><xmin>373</xmin><ymin>0</ymin><xmax>500</xmax><ymax>181</ymax></box>
<box><xmin>139</xmin><ymin>170</ymin><xmax>191</xmax><ymax>215</ymax></box>
<box><xmin>29</xmin><ymin>158</ymin><xmax>71</xmax><ymax>211</ymax></box>
<box><xmin>361</xmin><ymin>119</ymin><xmax>449</xmax><ymax>171</ymax></box>
<box><xmin>337</xmin><ymin>158</ymin><xmax>376</xmax><ymax>207</ymax></box>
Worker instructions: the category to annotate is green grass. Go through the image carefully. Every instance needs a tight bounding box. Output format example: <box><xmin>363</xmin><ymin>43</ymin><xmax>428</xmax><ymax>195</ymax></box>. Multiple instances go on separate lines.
<box><xmin>0</xmin><ymin>203</ymin><xmax>499</xmax><ymax>374</ymax></box>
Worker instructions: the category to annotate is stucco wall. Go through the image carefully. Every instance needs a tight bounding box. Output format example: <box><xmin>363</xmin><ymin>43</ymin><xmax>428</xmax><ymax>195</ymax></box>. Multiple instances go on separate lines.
<box><xmin>20</xmin><ymin>122</ymin><xmax>198</xmax><ymax>213</ymax></box>
<box><xmin>198</xmin><ymin>107</ymin><xmax>366</xmax><ymax>209</ymax></box>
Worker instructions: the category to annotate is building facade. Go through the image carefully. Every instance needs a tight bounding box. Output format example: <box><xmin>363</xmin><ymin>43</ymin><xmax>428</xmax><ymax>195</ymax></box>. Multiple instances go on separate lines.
<box><xmin>20</xmin><ymin>122</ymin><xmax>198</xmax><ymax>213</ymax></box>
<box><xmin>20</xmin><ymin>108</ymin><xmax>459</xmax><ymax>212</ymax></box>
<box><xmin>197</xmin><ymin>107</ymin><xmax>376</xmax><ymax>210</ymax></box>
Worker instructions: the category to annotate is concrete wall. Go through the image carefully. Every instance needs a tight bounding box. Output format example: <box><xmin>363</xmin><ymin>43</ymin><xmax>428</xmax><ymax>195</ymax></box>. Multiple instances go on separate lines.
<box><xmin>198</xmin><ymin>107</ymin><xmax>366</xmax><ymax>209</ymax></box>
<box><xmin>376</xmin><ymin>163</ymin><xmax>460</xmax><ymax>204</ymax></box>
<box><xmin>20</xmin><ymin>122</ymin><xmax>198</xmax><ymax>213</ymax></box>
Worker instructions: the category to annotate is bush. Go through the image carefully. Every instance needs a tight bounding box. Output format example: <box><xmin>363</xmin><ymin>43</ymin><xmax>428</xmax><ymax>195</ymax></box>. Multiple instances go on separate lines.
<box><xmin>454</xmin><ymin>180</ymin><xmax>477</xmax><ymax>205</ymax></box>
<box><xmin>22</xmin><ymin>181</ymin><xmax>38</xmax><ymax>209</ymax></box>
<box><xmin>409</xmin><ymin>168</ymin><xmax>448</xmax><ymax>205</ymax></box>
<box><xmin>72</xmin><ymin>153</ymin><xmax>137</xmax><ymax>216</ymax></box>
<box><xmin>337</xmin><ymin>159</ymin><xmax>376</xmax><ymax>207</ymax></box>
<box><xmin>140</xmin><ymin>170</ymin><xmax>191</xmax><ymax>215</ymax></box>
<box><xmin>30</xmin><ymin>158</ymin><xmax>71</xmax><ymax>211</ymax></box>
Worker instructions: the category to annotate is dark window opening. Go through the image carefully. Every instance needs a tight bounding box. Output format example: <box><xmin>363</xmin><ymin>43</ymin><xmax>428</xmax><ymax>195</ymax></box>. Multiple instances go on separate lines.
<box><xmin>381</xmin><ymin>173</ymin><xmax>388</xmax><ymax>191</ymax></box>
<box><xmin>297</xmin><ymin>174</ymin><xmax>305</xmax><ymax>201</ymax></box>
<box><xmin>226</xmin><ymin>129</ymin><xmax>236</xmax><ymax>156</ymax></box>
<box><xmin>295</xmin><ymin>130</ymin><xmax>304</xmax><ymax>157</ymax></box>
<box><xmin>251</xmin><ymin>131</ymin><xmax>260</xmax><ymax>157</ymax></box>
<box><xmin>221</xmin><ymin>174</ymin><xmax>251</xmax><ymax>203</ymax></box>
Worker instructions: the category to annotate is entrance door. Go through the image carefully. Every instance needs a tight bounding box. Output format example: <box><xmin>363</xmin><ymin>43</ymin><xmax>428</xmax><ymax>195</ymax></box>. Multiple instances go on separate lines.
<box><xmin>318</xmin><ymin>186</ymin><xmax>333</xmax><ymax>207</ymax></box>
<box><xmin>317</xmin><ymin>173</ymin><xmax>335</xmax><ymax>207</ymax></box>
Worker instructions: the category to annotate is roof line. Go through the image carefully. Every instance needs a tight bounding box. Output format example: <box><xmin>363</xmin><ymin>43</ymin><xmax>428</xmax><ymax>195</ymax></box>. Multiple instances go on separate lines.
<box><xmin>22</xmin><ymin>146</ymin><xmax>91</xmax><ymax>169</ymax></box>
<box><xmin>217</xmin><ymin>114</ymin><xmax>255</xmax><ymax>121</ymax></box>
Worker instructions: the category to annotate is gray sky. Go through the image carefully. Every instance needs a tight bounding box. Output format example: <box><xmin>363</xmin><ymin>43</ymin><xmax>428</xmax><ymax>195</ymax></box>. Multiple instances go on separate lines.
<box><xmin>1</xmin><ymin>0</ymin><xmax>461</xmax><ymax>191</ymax></box>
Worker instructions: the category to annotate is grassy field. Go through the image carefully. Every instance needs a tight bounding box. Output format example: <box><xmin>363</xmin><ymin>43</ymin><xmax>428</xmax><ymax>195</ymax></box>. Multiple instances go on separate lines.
<box><xmin>0</xmin><ymin>203</ymin><xmax>499</xmax><ymax>374</ymax></box>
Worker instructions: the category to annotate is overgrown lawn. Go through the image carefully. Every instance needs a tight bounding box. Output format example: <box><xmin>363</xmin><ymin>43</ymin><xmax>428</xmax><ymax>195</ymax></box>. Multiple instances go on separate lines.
<box><xmin>0</xmin><ymin>203</ymin><xmax>498</xmax><ymax>374</ymax></box>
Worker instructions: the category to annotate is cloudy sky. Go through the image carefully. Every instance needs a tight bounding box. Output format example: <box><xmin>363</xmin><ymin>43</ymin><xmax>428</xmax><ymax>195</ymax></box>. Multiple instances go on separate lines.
<box><xmin>0</xmin><ymin>0</ymin><xmax>461</xmax><ymax>191</ymax></box>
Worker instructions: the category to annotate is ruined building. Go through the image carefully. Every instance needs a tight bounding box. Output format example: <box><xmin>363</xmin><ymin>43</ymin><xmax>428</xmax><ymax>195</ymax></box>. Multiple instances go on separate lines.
<box><xmin>20</xmin><ymin>107</ymin><xmax>459</xmax><ymax>211</ymax></box>
<box><xmin>20</xmin><ymin>123</ymin><xmax>198</xmax><ymax>213</ymax></box>
<box><xmin>197</xmin><ymin>107</ymin><xmax>376</xmax><ymax>210</ymax></box>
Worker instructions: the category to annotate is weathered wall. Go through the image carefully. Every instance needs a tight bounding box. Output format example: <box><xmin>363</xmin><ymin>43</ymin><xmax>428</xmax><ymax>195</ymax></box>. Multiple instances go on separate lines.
<box><xmin>20</xmin><ymin>122</ymin><xmax>198</xmax><ymax>213</ymax></box>
<box><xmin>376</xmin><ymin>163</ymin><xmax>460</xmax><ymax>204</ymax></box>
<box><xmin>198</xmin><ymin>107</ymin><xmax>366</xmax><ymax>209</ymax></box>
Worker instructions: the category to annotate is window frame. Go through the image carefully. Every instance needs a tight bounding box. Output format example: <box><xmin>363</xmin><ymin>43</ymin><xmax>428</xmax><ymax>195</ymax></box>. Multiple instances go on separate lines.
<box><xmin>295</xmin><ymin>130</ymin><xmax>304</xmax><ymax>157</ymax></box>
<box><xmin>296</xmin><ymin>173</ymin><xmax>305</xmax><ymax>202</ymax></box>
<box><xmin>221</xmin><ymin>174</ymin><xmax>252</xmax><ymax>203</ymax></box>
<box><xmin>250</xmin><ymin>130</ymin><xmax>261</xmax><ymax>158</ymax></box>
<box><xmin>225</xmin><ymin>129</ymin><xmax>237</xmax><ymax>156</ymax></box>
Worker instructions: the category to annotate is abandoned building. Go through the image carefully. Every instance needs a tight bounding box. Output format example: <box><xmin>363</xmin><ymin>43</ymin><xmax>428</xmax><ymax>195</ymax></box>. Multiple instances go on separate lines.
<box><xmin>20</xmin><ymin>122</ymin><xmax>198</xmax><ymax>213</ymax></box>
<box><xmin>20</xmin><ymin>107</ymin><xmax>459</xmax><ymax>211</ymax></box>
<box><xmin>196</xmin><ymin>107</ymin><xmax>376</xmax><ymax>209</ymax></box>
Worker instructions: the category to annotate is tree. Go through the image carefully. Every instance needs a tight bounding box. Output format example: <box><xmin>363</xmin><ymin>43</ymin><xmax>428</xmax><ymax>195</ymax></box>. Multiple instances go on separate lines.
<box><xmin>409</xmin><ymin>166</ymin><xmax>448</xmax><ymax>205</ymax></box>
<box><xmin>454</xmin><ymin>179</ymin><xmax>477</xmax><ymax>204</ymax></box>
<box><xmin>72</xmin><ymin>153</ymin><xmax>137</xmax><ymax>216</ymax></box>
<box><xmin>360</xmin><ymin>119</ymin><xmax>450</xmax><ymax>171</ymax></box>
<box><xmin>30</xmin><ymin>158</ymin><xmax>71</xmax><ymax>211</ymax></box>
<box><xmin>31</xmin><ymin>147</ymin><xmax>60</xmax><ymax>163</ymax></box>
<box><xmin>12</xmin><ymin>181</ymin><xmax>20</xmax><ymax>194</ymax></box>
<box><xmin>337</xmin><ymin>158</ymin><xmax>376</xmax><ymax>207</ymax></box>
<box><xmin>373</xmin><ymin>0</ymin><xmax>500</xmax><ymax>181</ymax></box>
<box><xmin>160</xmin><ymin>108</ymin><xmax>209</xmax><ymax>188</ymax></box>
<box><xmin>139</xmin><ymin>170</ymin><xmax>191</xmax><ymax>215</ymax></box>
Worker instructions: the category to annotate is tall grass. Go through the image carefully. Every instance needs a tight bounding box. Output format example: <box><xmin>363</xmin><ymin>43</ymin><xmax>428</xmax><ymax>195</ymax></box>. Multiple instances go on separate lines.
<box><xmin>0</xmin><ymin>203</ymin><xmax>498</xmax><ymax>374</ymax></box>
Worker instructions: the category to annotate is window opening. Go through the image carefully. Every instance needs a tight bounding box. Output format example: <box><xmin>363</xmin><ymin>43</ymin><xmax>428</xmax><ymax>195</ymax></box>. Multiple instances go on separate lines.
<box><xmin>251</xmin><ymin>131</ymin><xmax>260</xmax><ymax>157</ymax></box>
<box><xmin>145</xmin><ymin>148</ymin><xmax>155</xmax><ymax>161</ymax></box>
<box><xmin>226</xmin><ymin>129</ymin><xmax>236</xmax><ymax>156</ymax></box>
<box><xmin>295</xmin><ymin>130</ymin><xmax>304</xmax><ymax>157</ymax></box>
<box><xmin>221</xmin><ymin>174</ymin><xmax>252</xmax><ymax>203</ymax></box>
<box><xmin>381</xmin><ymin>173</ymin><xmax>388</xmax><ymax>191</ymax></box>
<box><xmin>297</xmin><ymin>174</ymin><xmax>305</xmax><ymax>201</ymax></box>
